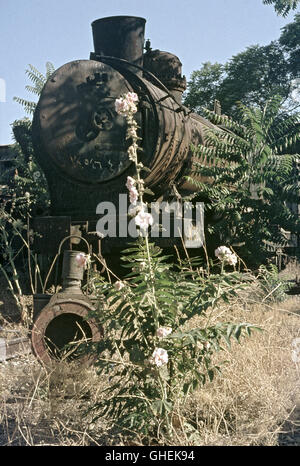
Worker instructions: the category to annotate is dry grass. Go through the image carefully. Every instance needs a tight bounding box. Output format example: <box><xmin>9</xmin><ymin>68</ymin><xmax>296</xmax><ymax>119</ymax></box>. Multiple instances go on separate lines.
<box><xmin>0</xmin><ymin>346</ymin><xmax>115</xmax><ymax>446</ymax></box>
<box><xmin>178</xmin><ymin>296</ymin><xmax>300</xmax><ymax>445</ymax></box>
<box><xmin>0</xmin><ymin>274</ymin><xmax>300</xmax><ymax>446</ymax></box>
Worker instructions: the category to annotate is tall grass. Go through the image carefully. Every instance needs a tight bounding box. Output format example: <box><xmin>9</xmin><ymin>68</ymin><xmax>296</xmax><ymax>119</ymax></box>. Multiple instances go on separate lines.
<box><xmin>1</xmin><ymin>288</ymin><xmax>299</xmax><ymax>446</ymax></box>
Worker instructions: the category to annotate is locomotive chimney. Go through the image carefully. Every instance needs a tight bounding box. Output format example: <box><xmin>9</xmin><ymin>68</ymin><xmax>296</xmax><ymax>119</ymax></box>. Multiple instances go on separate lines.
<box><xmin>91</xmin><ymin>16</ymin><xmax>146</xmax><ymax>73</ymax></box>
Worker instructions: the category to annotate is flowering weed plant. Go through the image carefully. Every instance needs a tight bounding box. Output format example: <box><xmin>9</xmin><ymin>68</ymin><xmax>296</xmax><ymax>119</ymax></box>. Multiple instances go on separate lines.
<box><xmin>88</xmin><ymin>93</ymin><xmax>261</xmax><ymax>442</ymax></box>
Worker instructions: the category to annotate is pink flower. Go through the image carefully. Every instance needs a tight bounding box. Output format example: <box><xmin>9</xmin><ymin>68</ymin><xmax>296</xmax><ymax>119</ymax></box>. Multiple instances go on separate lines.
<box><xmin>115</xmin><ymin>98</ymin><xmax>130</xmax><ymax>115</ymax></box>
<box><xmin>215</xmin><ymin>246</ymin><xmax>232</xmax><ymax>260</ymax></box>
<box><xmin>215</xmin><ymin>245</ymin><xmax>237</xmax><ymax>267</ymax></box>
<box><xmin>114</xmin><ymin>281</ymin><xmax>125</xmax><ymax>291</ymax></box>
<box><xmin>128</xmin><ymin>102</ymin><xmax>138</xmax><ymax>114</ymax></box>
<box><xmin>75</xmin><ymin>253</ymin><xmax>88</xmax><ymax>268</ymax></box>
<box><xmin>226</xmin><ymin>253</ymin><xmax>237</xmax><ymax>266</ymax></box>
<box><xmin>156</xmin><ymin>327</ymin><xmax>172</xmax><ymax>338</ymax></box>
<box><xmin>126</xmin><ymin>176</ymin><xmax>136</xmax><ymax>190</ymax></box>
<box><xmin>135</xmin><ymin>210</ymin><xmax>153</xmax><ymax>230</ymax></box>
<box><xmin>151</xmin><ymin>348</ymin><xmax>168</xmax><ymax>367</ymax></box>
<box><xmin>126</xmin><ymin>92</ymin><xmax>138</xmax><ymax>103</ymax></box>
<box><xmin>129</xmin><ymin>186</ymin><xmax>139</xmax><ymax>205</ymax></box>
<box><xmin>128</xmin><ymin>202</ymin><xmax>146</xmax><ymax>217</ymax></box>
<box><xmin>115</xmin><ymin>93</ymin><xmax>138</xmax><ymax>116</ymax></box>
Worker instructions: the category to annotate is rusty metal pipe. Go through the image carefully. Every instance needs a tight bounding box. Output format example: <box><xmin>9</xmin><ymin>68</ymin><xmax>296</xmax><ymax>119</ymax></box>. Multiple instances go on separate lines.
<box><xmin>91</xmin><ymin>16</ymin><xmax>146</xmax><ymax>73</ymax></box>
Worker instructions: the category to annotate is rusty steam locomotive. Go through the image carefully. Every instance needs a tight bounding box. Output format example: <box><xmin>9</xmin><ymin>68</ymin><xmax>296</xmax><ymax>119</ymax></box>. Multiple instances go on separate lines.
<box><xmin>30</xmin><ymin>16</ymin><xmax>218</xmax><ymax>363</ymax></box>
<box><xmin>32</xmin><ymin>16</ymin><xmax>216</xmax><ymax>252</ymax></box>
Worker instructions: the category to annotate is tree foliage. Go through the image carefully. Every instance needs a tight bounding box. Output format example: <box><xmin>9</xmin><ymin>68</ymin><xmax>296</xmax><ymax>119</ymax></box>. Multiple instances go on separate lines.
<box><xmin>184</xmin><ymin>62</ymin><xmax>225</xmax><ymax>115</ymax></box>
<box><xmin>184</xmin><ymin>14</ymin><xmax>300</xmax><ymax>118</ymax></box>
<box><xmin>263</xmin><ymin>0</ymin><xmax>300</xmax><ymax>17</ymax></box>
<box><xmin>187</xmin><ymin>96</ymin><xmax>300</xmax><ymax>266</ymax></box>
<box><xmin>5</xmin><ymin>63</ymin><xmax>55</xmax><ymax>215</ymax></box>
<box><xmin>219</xmin><ymin>43</ymin><xmax>290</xmax><ymax>116</ymax></box>
<box><xmin>0</xmin><ymin>119</ymin><xmax>50</xmax><ymax>218</ymax></box>
<box><xmin>279</xmin><ymin>12</ymin><xmax>300</xmax><ymax>78</ymax></box>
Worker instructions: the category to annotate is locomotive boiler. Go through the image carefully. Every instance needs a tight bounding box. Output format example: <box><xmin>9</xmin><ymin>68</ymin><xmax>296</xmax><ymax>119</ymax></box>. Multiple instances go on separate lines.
<box><xmin>30</xmin><ymin>16</ymin><xmax>217</xmax><ymax>363</ymax></box>
<box><xmin>32</xmin><ymin>16</ymin><xmax>216</xmax><ymax>246</ymax></box>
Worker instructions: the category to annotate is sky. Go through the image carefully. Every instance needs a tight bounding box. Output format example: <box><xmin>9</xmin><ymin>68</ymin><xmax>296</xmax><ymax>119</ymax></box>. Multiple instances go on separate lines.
<box><xmin>0</xmin><ymin>0</ymin><xmax>299</xmax><ymax>145</ymax></box>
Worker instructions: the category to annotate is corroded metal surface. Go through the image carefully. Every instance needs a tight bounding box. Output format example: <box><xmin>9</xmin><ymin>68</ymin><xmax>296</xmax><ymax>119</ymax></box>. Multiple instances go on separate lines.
<box><xmin>143</xmin><ymin>48</ymin><xmax>186</xmax><ymax>103</ymax></box>
<box><xmin>91</xmin><ymin>16</ymin><xmax>146</xmax><ymax>72</ymax></box>
<box><xmin>61</xmin><ymin>250</ymin><xmax>85</xmax><ymax>293</ymax></box>
<box><xmin>33</xmin><ymin>59</ymin><xmax>206</xmax><ymax>209</ymax></box>
<box><xmin>32</xmin><ymin>15</ymin><xmax>217</xmax><ymax>221</ymax></box>
<box><xmin>31</xmin><ymin>216</ymin><xmax>71</xmax><ymax>254</ymax></box>
<box><xmin>35</xmin><ymin>60</ymin><xmax>134</xmax><ymax>184</ymax></box>
<box><xmin>31</xmin><ymin>297</ymin><xmax>102</xmax><ymax>365</ymax></box>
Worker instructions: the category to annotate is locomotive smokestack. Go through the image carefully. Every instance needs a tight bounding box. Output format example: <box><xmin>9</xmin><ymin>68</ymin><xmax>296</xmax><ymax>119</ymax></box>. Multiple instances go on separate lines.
<box><xmin>91</xmin><ymin>16</ymin><xmax>146</xmax><ymax>71</ymax></box>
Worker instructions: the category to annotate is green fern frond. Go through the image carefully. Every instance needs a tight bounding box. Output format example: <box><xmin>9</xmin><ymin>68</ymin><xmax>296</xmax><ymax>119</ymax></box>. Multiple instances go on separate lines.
<box><xmin>13</xmin><ymin>97</ymin><xmax>36</xmax><ymax>114</ymax></box>
<box><xmin>27</xmin><ymin>64</ymin><xmax>47</xmax><ymax>82</ymax></box>
<box><xmin>46</xmin><ymin>61</ymin><xmax>55</xmax><ymax>78</ymax></box>
<box><xmin>25</xmin><ymin>85</ymin><xmax>41</xmax><ymax>96</ymax></box>
<box><xmin>14</xmin><ymin>62</ymin><xmax>55</xmax><ymax>114</ymax></box>
<box><xmin>188</xmin><ymin>95</ymin><xmax>300</xmax><ymax>266</ymax></box>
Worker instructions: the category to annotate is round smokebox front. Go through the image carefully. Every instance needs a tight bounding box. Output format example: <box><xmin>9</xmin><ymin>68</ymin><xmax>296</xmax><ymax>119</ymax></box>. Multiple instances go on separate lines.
<box><xmin>34</xmin><ymin>60</ymin><xmax>137</xmax><ymax>184</ymax></box>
